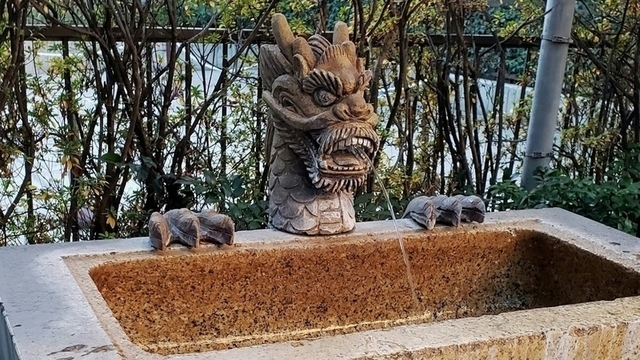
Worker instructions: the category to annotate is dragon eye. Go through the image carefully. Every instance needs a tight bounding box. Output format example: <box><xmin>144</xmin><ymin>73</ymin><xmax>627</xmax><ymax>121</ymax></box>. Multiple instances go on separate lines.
<box><xmin>282</xmin><ymin>98</ymin><xmax>295</xmax><ymax>110</ymax></box>
<box><xmin>314</xmin><ymin>89</ymin><xmax>337</xmax><ymax>107</ymax></box>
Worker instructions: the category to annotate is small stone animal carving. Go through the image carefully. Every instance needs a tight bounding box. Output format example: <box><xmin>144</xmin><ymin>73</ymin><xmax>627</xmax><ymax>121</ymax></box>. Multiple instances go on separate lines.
<box><xmin>148</xmin><ymin>13</ymin><xmax>485</xmax><ymax>249</ymax></box>
<box><xmin>149</xmin><ymin>209</ymin><xmax>234</xmax><ymax>250</ymax></box>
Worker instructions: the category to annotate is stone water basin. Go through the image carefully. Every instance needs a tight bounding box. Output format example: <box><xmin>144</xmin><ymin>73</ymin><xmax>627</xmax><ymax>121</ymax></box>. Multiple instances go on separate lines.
<box><xmin>3</xmin><ymin>208</ymin><xmax>640</xmax><ymax>359</ymax></box>
<box><xmin>82</xmin><ymin>228</ymin><xmax>640</xmax><ymax>355</ymax></box>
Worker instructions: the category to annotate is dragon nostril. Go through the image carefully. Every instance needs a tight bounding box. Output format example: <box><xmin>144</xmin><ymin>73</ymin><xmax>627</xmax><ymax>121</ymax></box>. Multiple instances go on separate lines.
<box><xmin>343</xmin><ymin>94</ymin><xmax>369</xmax><ymax>116</ymax></box>
<box><xmin>355</xmin><ymin>105</ymin><xmax>368</xmax><ymax>116</ymax></box>
<box><xmin>350</xmin><ymin>105</ymin><xmax>370</xmax><ymax>119</ymax></box>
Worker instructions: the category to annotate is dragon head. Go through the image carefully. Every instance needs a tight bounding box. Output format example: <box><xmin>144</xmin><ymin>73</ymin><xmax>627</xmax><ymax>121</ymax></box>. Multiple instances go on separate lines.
<box><xmin>260</xmin><ymin>14</ymin><xmax>379</xmax><ymax>193</ymax></box>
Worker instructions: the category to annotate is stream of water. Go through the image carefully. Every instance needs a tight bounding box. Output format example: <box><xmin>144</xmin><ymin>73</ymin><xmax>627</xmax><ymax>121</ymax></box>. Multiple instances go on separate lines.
<box><xmin>361</xmin><ymin>153</ymin><xmax>421</xmax><ymax>312</ymax></box>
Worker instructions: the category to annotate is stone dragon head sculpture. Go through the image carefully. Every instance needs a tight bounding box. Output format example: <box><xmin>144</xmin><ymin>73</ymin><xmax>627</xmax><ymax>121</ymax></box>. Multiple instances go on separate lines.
<box><xmin>260</xmin><ymin>14</ymin><xmax>379</xmax><ymax>235</ymax></box>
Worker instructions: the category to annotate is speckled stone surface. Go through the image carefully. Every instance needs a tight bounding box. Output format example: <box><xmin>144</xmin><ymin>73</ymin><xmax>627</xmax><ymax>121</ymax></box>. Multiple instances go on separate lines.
<box><xmin>1</xmin><ymin>208</ymin><xmax>640</xmax><ymax>359</ymax></box>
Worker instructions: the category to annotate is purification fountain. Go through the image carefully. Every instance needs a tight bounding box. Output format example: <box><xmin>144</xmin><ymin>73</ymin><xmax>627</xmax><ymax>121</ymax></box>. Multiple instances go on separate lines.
<box><xmin>148</xmin><ymin>14</ymin><xmax>486</xmax><ymax>250</ymax></box>
<box><xmin>1</xmin><ymin>14</ymin><xmax>640</xmax><ymax>360</ymax></box>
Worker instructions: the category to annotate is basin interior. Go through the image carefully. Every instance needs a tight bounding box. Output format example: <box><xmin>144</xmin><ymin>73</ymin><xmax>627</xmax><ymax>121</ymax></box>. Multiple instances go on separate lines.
<box><xmin>88</xmin><ymin>229</ymin><xmax>640</xmax><ymax>355</ymax></box>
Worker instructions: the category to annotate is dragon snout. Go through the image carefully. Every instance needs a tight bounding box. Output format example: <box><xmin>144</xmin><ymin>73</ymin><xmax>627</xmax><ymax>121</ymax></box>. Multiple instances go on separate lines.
<box><xmin>350</xmin><ymin>106</ymin><xmax>370</xmax><ymax>118</ymax></box>
<box><xmin>351</xmin><ymin>106</ymin><xmax>370</xmax><ymax>119</ymax></box>
<box><xmin>345</xmin><ymin>94</ymin><xmax>371</xmax><ymax>117</ymax></box>
<box><xmin>333</xmin><ymin>94</ymin><xmax>374</xmax><ymax>121</ymax></box>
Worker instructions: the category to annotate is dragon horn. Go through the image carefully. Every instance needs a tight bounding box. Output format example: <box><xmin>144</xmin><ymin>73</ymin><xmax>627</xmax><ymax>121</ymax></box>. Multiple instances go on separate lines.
<box><xmin>292</xmin><ymin>37</ymin><xmax>315</xmax><ymax>76</ymax></box>
<box><xmin>333</xmin><ymin>21</ymin><xmax>350</xmax><ymax>45</ymax></box>
<box><xmin>272</xmin><ymin>13</ymin><xmax>295</xmax><ymax>62</ymax></box>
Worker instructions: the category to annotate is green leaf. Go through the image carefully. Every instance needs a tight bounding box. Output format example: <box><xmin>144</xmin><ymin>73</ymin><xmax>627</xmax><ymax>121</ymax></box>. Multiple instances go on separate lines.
<box><xmin>100</xmin><ymin>152</ymin><xmax>122</xmax><ymax>164</ymax></box>
<box><xmin>141</xmin><ymin>156</ymin><xmax>157</xmax><ymax>169</ymax></box>
<box><xmin>355</xmin><ymin>193</ymin><xmax>374</xmax><ymax>206</ymax></box>
<box><xmin>194</xmin><ymin>184</ymin><xmax>207</xmax><ymax>195</ymax></box>
<box><xmin>231</xmin><ymin>175</ymin><xmax>245</xmax><ymax>198</ymax></box>
<box><xmin>175</xmin><ymin>177</ymin><xmax>198</xmax><ymax>186</ymax></box>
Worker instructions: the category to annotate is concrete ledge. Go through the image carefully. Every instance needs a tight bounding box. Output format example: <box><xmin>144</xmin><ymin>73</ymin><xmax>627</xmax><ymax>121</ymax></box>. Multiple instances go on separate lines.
<box><xmin>1</xmin><ymin>208</ymin><xmax>640</xmax><ymax>359</ymax></box>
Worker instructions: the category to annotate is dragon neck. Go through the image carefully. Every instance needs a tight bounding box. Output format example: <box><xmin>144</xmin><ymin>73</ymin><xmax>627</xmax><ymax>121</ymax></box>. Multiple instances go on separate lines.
<box><xmin>267</xmin><ymin>128</ymin><xmax>356</xmax><ymax>235</ymax></box>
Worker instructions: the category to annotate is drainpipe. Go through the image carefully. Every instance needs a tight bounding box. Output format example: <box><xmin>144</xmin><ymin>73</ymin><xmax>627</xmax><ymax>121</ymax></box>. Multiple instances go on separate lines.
<box><xmin>521</xmin><ymin>0</ymin><xmax>577</xmax><ymax>190</ymax></box>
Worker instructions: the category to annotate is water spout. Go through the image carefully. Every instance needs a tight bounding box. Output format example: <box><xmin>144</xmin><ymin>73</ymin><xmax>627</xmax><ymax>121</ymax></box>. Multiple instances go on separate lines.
<box><xmin>358</xmin><ymin>148</ymin><xmax>421</xmax><ymax>312</ymax></box>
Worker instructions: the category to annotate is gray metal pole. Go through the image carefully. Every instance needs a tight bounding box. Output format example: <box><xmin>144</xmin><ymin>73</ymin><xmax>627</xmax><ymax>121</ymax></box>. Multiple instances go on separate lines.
<box><xmin>521</xmin><ymin>0</ymin><xmax>577</xmax><ymax>190</ymax></box>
